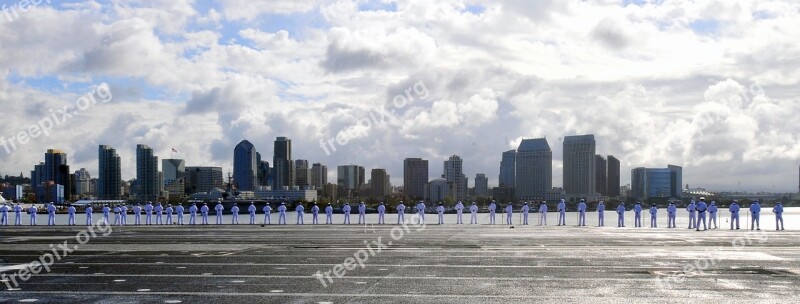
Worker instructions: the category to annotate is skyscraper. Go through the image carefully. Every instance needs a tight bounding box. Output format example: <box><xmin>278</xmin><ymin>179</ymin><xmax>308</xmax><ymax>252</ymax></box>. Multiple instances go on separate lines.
<box><xmin>404</xmin><ymin>158</ymin><xmax>429</xmax><ymax>200</ymax></box>
<box><xmin>185</xmin><ymin>166</ymin><xmax>224</xmax><ymax>194</ymax></box>
<box><xmin>563</xmin><ymin>135</ymin><xmax>596</xmax><ymax>196</ymax></box>
<box><xmin>370</xmin><ymin>168</ymin><xmax>390</xmax><ymax>198</ymax></box>
<box><xmin>311</xmin><ymin>163</ymin><xmax>327</xmax><ymax>187</ymax></box>
<box><xmin>74</xmin><ymin>168</ymin><xmax>91</xmax><ymax>197</ymax></box>
<box><xmin>45</xmin><ymin>149</ymin><xmax>71</xmax><ymax>199</ymax></box>
<box><xmin>443</xmin><ymin>155</ymin><xmax>467</xmax><ymax>201</ymax></box>
<box><xmin>607</xmin><ymin>155</ymin><xmax>620</xmax><ymax>197</ymax></box>
<box><xmin>233</xmin><ymin>140</ymin><xmax>258</xmax><ymax>191</ymax></box>
<box><xmin>475</xmin><ymin>173</ymin><xmax>488</xmax><ymax>197</ymax></box>
<box><xmin>31</xmin><ymin>162</ymin><xmax>45</xmax><ymax>188</ymax></box>
<box><xmin>337</xmin><ymin>165</ymin><xmax>362</xmax><ymax>192</ymax></box>
<box><xmin>595</xmin><ymin>155</ymin><xmax>607</xmax><ymax>196</ymax></box>
<box><xmin>295</xmin><ymin>159</ymin><xmax>311</xmax><ymax>189</ymax></box>
<box><xmin>499</xmin><ymin>150</ymin><xmax>516</xmax><ymax>187</ymax></box>
<box><xmin>162</xmin><ymin>159</ymin><xmax>186</xmax><ymax>182</ymax></box>
<box><xmin>98</xmin><ymin>145</ymin><xmax>122</xmax><ymax>200</ymax></box>
<box><xmin>136</xmin><ymin>144</ymin><xmax>159</xmax><ymax>202</ymax></box>
<box><xmin>272</xmin><ymin>137</ymin><xmax>294</xmax><ymax>190</ymax></box>
<box><xmin>515</xmin><ymin>138</ymin><xmax>552</xmax><ymax>200</ymax></box>
<box><xmin>256</xmin><ymin>152</ymin><xmax>270</xmax><ymax>187</ymax></box>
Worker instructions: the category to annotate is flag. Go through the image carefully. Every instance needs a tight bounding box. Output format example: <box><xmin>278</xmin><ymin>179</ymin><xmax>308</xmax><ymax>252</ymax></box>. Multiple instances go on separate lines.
<box><xmin>171</xmin><ymin>148</ymin><xmax>179</xmax><ymax>153</ymax></box>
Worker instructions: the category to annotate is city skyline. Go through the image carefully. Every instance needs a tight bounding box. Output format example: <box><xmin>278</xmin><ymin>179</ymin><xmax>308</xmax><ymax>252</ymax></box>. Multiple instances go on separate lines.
<box><xmin>1</xmin><ymin>1</ymin><xmax>800</xmax><ymax>193</ymax></box>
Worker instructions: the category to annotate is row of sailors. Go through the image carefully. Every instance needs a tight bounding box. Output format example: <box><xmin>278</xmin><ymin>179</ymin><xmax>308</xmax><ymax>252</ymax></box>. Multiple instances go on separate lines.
<box><xmin>0</xmin><ymin>198</ymin><xmax>786</xmax><ymax>231</ymax></box>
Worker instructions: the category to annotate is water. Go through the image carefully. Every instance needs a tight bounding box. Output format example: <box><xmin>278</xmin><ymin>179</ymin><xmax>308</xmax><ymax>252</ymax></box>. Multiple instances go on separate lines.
<box><xmin>4</xmin><ymin>207</ymin><xmax>797</xmax><ymax>230</ymax></box>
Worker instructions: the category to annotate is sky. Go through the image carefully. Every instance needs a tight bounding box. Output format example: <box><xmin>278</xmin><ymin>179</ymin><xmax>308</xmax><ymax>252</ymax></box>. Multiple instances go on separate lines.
<box><xmin>1</xmin><ymin>0</ymin><xmax>799</xmax><ymax>193</ymax></box>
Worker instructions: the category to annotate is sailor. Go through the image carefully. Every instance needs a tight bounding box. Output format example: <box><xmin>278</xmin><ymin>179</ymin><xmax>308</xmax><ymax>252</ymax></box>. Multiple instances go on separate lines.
<box><xmin>729</xmin><ymin>200</ymin><xmax>740</xmax><ymax>230</ymax></box>
<box><xmin>505</xmin><ymin>202</ymin><xmax>513</xmax><ymax>225</ymax></box>
<box><xmin>144</xmin><ymin>201</ymin><xmax>154</xmax><ymax>225</ymax></box>
<box><xmin>165</xmin><ymin>204</ymin><xmax>174</xmax><ymax>225</ymax></box>
<box><xmin>248</xmin><ymin>202</ymin><xmax>257</xmax><ymax>225</ymax></box>
<box><xmin>296</xmin><ymin>203</ymin><xmax>305</xmax><ymax>225</ymax></box>
<box><xmin>231</xmin><ymin>203</ymin><xmax>240</xmax><ymax>224</ymax></box>
<box><xmin>263</xmin><ymin>203</ymin><xmax>273</xmax><ymax>225</ymax></box>
<box><xmin>358</xmin><ymin>201</ymin><xmax>367</xmax><ymax>225</ymax></box>
<box><xmin>188</xmin><ymin>203</ymin><xmax>198</xmax><ymax>225</ymax></box>
<box><xmin>113</xmin><ymin>204</ymin><xmax>122</xmax><ymax>226</ymax></box>
<box><xmin>577</xmin><ymin>199</ymin><xmax>587</xmax><ymax>227</ymax></box>
<box><xmin>749</xmin><ymin>200</ymin><xmax>761</xmax><ymax>230</ymax></box>
<box><xmin>437</xmin><ymin>202</ymin><xmax>445</xmax><ymax>225</ymax></box>
<box><xmin>708</xmin><ymin>201</ymin><xmax>718</xmax><ymax>229</ymax></box>
<box><xmin>695</xmin><ymin>197</ymin><xmax>708</xmax><ymax>231</ymax></box>
<box><xmin>396</xmin><ymin>201</ymin><xmax>406</xmax><ymax>224</ymax></box>
<box><xmin>522</xmin><ymin>202</ymin><xmax>530</xmax><ymax>225</ymax></box>
<box><xmin>311</xmin><ymin>202</ymin><xmax>320</xmax><ymax>224</ymax></box>
<box><xmin>214</xmin><ymin>201</ymin><xmax>224</xmax><ymax>225</ymax></box>
<box><xmin>29</xmin><ymin>204</ymin><xmax>38</xmax><ymax>225</ymax></box>
<box><xmin>557</xmin><ymin>199</ymin><xmax>566</xmax><ymax>226</ymax></box>
<box><xmin>120</xmin><ymin>204</ymin><xmax>128</xmax><ymax>226</ymax></box>
<box><xmin>773</xmin><ymin>202</ymin><xmax>784</xmax><ymax>231</ymax></box>
<box><xmin>616</xmin><ymin>202</ymin><xmax>625</xmax><ymax>227</ymax></box>
<box><xmin>686</xmin><ymin>200</ymin><xmax>696</xmax><ymax>229</ymax></box>
<box><xmin>488</xmin><ymin>200</ymin><xmax>497</xmax><ymax>225</ymax></box>
<box><xmin>200</xmin><ymin>202</ymin><xmax>210</xmax><ymax>225</ymax></box>
<box><xmin>377</xmin><ymin>202</ymin><xmax>385</xmax><ymax>224</ymax></box>
<box><xmin>101</xmin><ymin>204</ymin><xmax>111</xmax><ymax>225</ymax></box>
<box><xmin>649</xmin><ymin>204</ymin><xmax>657</xmax><ymax>228</ymax></box>
<box><xmin>342</xmin><ymin>202</ymin><xmax>351</xmax><ymax>224</ymax></box>
<box><xmin>325</xmin><ymin>203</ymin><xmax>333</xmax><ymax>224</ymax></box>
<box><xmin>47</xmin><ymin>202</ymin><xmax>56</xmax><ymax>226</ymax></box>
<box><xmin>67</xmin><ymin>204</ymin><xmax>76</xmax><ymax>226</ymax></box>
<box><xmin>0</xmin><ymin>203</ymin><xmax>7</xmax><ymax>225</ymax></box>
<box><xmin>416</xmin><ymin>201</ymin><xmax>426</xmax><ymax>225</ymax></box>
<box><xmin>133</xmin><ymin>203</ymin><xmax>142</xmax><ymax>225</ymax></box>
<box><xmin>14</xmin><ymin>203</ymin><xmax>23</xmax><ymax>226</ymax></box>
<box><xmin>278</xmin><ymin>202</ymin><xmax>288</xmax><ymax>225</ymax></box>
<box><xmin>455</xmin><ymin>201</ymin><xmax>464</xmax><ymax>224</ymax></box>
<box><xmin>633</xmin><ymin>202</ymin><xmax>643</xmax><ymax>228</ymax></box>
<box><xmin>597</xmin><ymin>201</ymin><xmax>605</xmax><ymax>227</ymax></box>
<box><xmin>154</xmin><ymin>202</ymin><xmax>164</xmax><ymax>225</ymax></box>
<box><xmin>469</xmin><ymin>202</ymin><xmax>478</xmax><ymax>224</ymax></box>
<box><xmin>85</xmin><ymin>204</ymin><xmax>93</xmax><ymax>226</ymax></box>
<box><xmin>176</xmin><ymin>203</ymin><xmax>185</xmax><ymax>225</ymax></box>
<box><xmin>538</xmin><ymin>201</ymin><xmax>548</xmax><ymax>226</ymax></box>
<box><xmin>667</xmin><ymin>202</ymin><xmax>677</xmax><ymax>228</ymax></box>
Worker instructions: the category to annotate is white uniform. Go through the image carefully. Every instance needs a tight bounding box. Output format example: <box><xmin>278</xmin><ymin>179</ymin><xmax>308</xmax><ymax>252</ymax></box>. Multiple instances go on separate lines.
<box><xmin>597</xmin><ymin>201</ymin><xmax>605</xmax><ymax>227</ymax></box>
<box><xmin>296</xmin><ymin>204</ymin><xmax>305</xmax><ymax>225</ymax></box>
<box><xmin>214</xmin><ymin>203</ymin><xmax>224</xmax><ymax>225</ymax></box>
<box><xmin>649</xmin><ymin>205</ymin><xmax>657</xmax><ymax>228</ymax></box>
<box><xmin>488</xmin><ymin>201</ymin><xmax>497</xmax><ymax>224</ymax></box>
<box><xmin>29</xmin><ymin>205</ymin><xmax>38</xmax><ymax>225</ymax></box>
<box><xmin>342</xmin><ymin>204</ymin><xmax>351</xmax><ymax>224</ymax></box>
<box><xmin>200</xmin><ymin>204</ymin><xmax>209</xmax><ymax>225</ymax></box>
<box><xmin>358</xmin><ymin>202</ymin><xmax>366</xmax><ymax>225</ymax></box>
<box><xmin>102</xmin><ymin>205</ymin><xmax>110</xmax><ymax>225</ymax></box>
<box><xmin>263</xmin><ymin>205</ymin><xmax>272</xmax><ymax>224</ymax></box>
<box><xmin>166</xmin><ymin>205</ymin><xmax>174</xmax><ymax>225</ymax></box>
<box><xmin>278</xmin><ymin>204</ymin><xmax>287</xmax><ymax>225</ymax></box>
<box><xmin>667</xmin><ymin>203</ymin><xmax>677</xmax><ymax>228</ymax></box>
<box><xmin>188</xmin><ymin>204</ymin><xmax>198</xmax><ymax>225</ymax></box>
<box><xmin>557</xmin><ymin>200</ymin><xmax>566</xmax><ymax>226</ymax></box>
<box><xmin>231</xmin><ymin>205</ymin><xmax>240</xmax><ymax>224</ymax></box>
<box><xmin>311</xmin><ymin>204</ymin><xmax>320</xmax><ymax>224</ymax></box>
<box><xmin>67</xmin><ymin>205</ymin><xmax>76</xmax><ymax>225</ymax></box>
<box><xmin>377</xmin><ymin>203</ymin><xmax>385</xmax><ymax>224</ymax></box>
<box><xmin>455</xmin><ymin>202</ymin><xmax>464</xmax><ymax>224</ymax></box>
<box><xmin>522</xmin><ymin>203</ymin><xmax>530</xmax><ymax>225</ymax></box>
<box><xmin>248</xmin><ymin>203</ymin><xmax>257</xmax><ymax>225</ymax></box>
<box><xmin>144</xmin><ymin>202</ymin><xmax>154</xmax><ymax>225</ymax></box>
<box><xmin>505</xmin><ymin>203</ymin><xmax>513</xmax><ymax>225</ymax></box>
<box><xmin>416</xmin><ymin>202</ymin><xmax>426</xmax><ymax>224</ymax></box>
<box><xmin>538</xmin><ymin>202</ymin><xmax>547</xmax><ymax>226</ymax></box>
<box><xmin>470</xmin><ymin>203</ymin><xmax>478</xmax><ymax>224</ymax></box>
<box><xmin>85</xmin><ymin>206</ymin><xmax>93</xmax><ymax>226</ymax></box>
<box><xmin>133</xmin><ymin>205</ymin><xmax>142</xmax><ymax>225</ymax></box>
<box><xmin>577</xmin><ymin>201</ymin><xmax>587</xmax><ymax>226</ymax></box>
<box><xmin>396</xmin><ymin>203</ymin><xmax>406</xmax><ymax>224</ymax></box>
<box><xmin>113</xmin><ymin>206</ymin><xmax>122</xmax><ymax>225</ymax></box>
<box><xmin>633</xmin><ymin>203</ymin><xmax>642</xmax><ymax>228</ymax></box>
<box><xmin>47</xmin><ymin>203</ymin><xmax>56</xmax><ymax>226</ymax></box>
<box><xmin>154</xmin><ymin>203</ymin><xmax>164</xmax><ymax>225</ymax></box>
<box><xmin>14</xmin><ymin>204</ymin><xmax>22</xmax><ymax>225</ymax></box>
<box><xmin>0</xmin><ymin>203</ymin><xmax>9</xmax><ymax>225</ymax></box>
<box><xmin>120</xmin><ymin>205</ymin><xmax>128</xmax><ymax>226</ymax></box>
<box><xmin>325</xmin><ymin>204</ymin><xmax>333</xmax><ymax>224</ymax></box>
<box><xmin>436</xmin><ymin>204</ymin><xmax>445</xmax><ymax>224</ymax></box>
<box><xmin>176</xmin><ymin>204</ymin><xmax>185</xmax><ymax>225</ymax></box>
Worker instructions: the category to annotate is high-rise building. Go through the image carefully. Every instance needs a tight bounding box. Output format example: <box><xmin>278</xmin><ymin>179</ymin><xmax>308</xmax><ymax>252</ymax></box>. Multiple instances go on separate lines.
<box><xmin>74</xmin><ymin>168</ymin><xmax>91</xmax><ymax>197</ymax></box>
<box><xmin>595</xmin><ymin>155</ymin><xmax>607</xmax><ymax>196</ymax></box>
<box><xmin>563</xmin><ymin>135</ymin><xmax>596</xmax><ymax>196</ymax></box>
<box><xmin>499</xmin><ymin>150</ymin><xmax>516</xmax><ymax>187</ymax></box>
<box><xmin>256</xmin><ymin>152</ymin><xmax>270</xmax><ymax>187</ymax></box>
<box><xmin>272</xmin><ymin>137</ymin><xmax>294</xmax><ymax>190</ymax></box>
<box><xmin>234</xmin><ymin>140</ymin><xmax>258</xmax><ymax>191</ymax></box>
<box><xmin>311</xmin><ymin>163</ymin><xmax>327</xmax><ymax>187</ymax></box>
<box><xmin>443</xmin><ymin>155</ymin><xmax>467</xmax><ymax>201</ymax></box>
<box><xmin>425</xmin><ymin>178</ymin><xmax>450</xmax><ymax>202</ymax></box>
<box><xmin>404</xmin><ymin>158</ymin><xmax>429</xmax><ymax>200</ymax></box>
<box><xmin>475</xmin><ymin>173</ymin><xmax>488</xmax><ymax>197</ymax></box>
<box><xmin>136</xmin><ymin>144</ymin><xmax>159</xmax><ymax>202</ymax></box>
<box><xmin>515</xmin><ymin>138</ymin><xmax>552</xmax><ymax>200</ymax></box>
<box><xmin>631</xmin><ymin>165</ymin><xmax>682</xmax><ymax>199</ymax></box>
<box><xmin>607</xmin><ymin>155</ymin><xmax>620</xmax><ymax>197</ymax></box>
<box><xmin>98</xmin><ymin>145</ymin><xmax>122</xmax><ymax>200</ymax></box>
<box><xmin>185</xmin><ymin>167</ymin><xmax>224</xmax><ymax>194</ymax></box>
<box><xmin>370</xmin><ymin>168</ymin><xmax>391</xmax><ymax>198</ymax></box>
<box><xmin>295</xmin><ymin>159</ymin><xmax>311</xmax><ymax>189</ymax></box>
<box><xmin>45</xmin><ymin>149</ymin><xmax>71</xmax><ymax>199</ymax></box>
<box><xmin>162</xmin><ymin>159</ymin><xmax>186</xmax><ymax>198</ymax></box>
<box><xmin>31</xmin><ymin>162</ymin><xmax>45</xmax><ymax>188</ymax></box>
<box><xmin>337</xmin><ymin>165</ymin><xmax>363</xmax><ymax>191</ymax></box>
